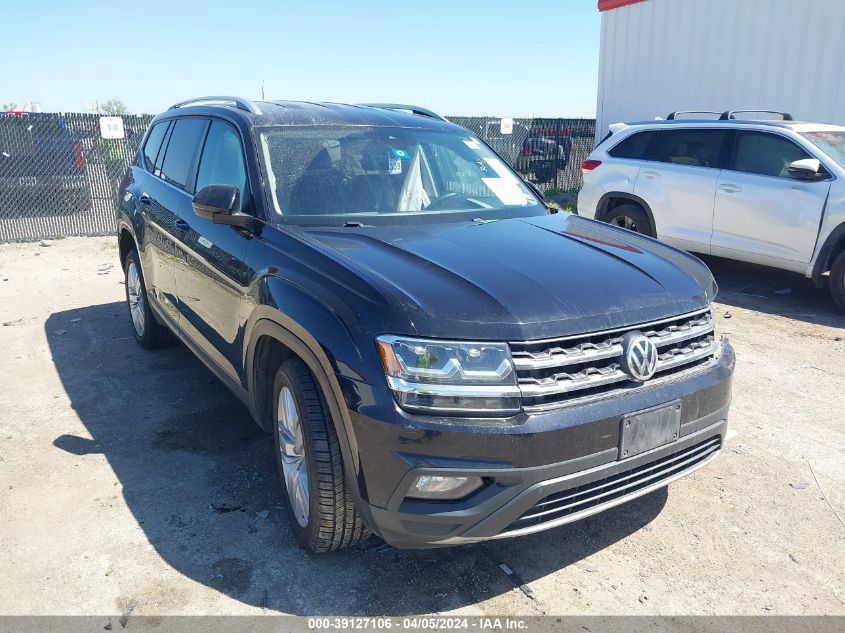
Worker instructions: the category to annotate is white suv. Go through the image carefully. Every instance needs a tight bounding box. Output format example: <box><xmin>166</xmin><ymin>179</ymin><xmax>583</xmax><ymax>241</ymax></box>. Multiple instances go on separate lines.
<box><xmin>577</xmin><ymin>110</ymin><xmax>845</xmax><ymax>310</ymax></box>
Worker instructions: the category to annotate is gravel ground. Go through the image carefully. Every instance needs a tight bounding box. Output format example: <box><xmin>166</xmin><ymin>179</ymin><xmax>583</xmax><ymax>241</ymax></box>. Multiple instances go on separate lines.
<box><xmin>0</xmin><ymin>236</ymin><xmax>843</xmax><ymax>616</ymax></box>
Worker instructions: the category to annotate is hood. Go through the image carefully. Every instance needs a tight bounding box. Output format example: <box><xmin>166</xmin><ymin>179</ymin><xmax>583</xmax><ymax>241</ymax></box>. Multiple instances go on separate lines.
<box><xmin>299</xmin><ymin>214</ymin><xmax>716</xmax><ymax>340</ymax></box>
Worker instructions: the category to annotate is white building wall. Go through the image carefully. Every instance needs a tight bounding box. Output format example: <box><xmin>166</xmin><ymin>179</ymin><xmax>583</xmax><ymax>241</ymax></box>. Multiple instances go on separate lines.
<box><xmin>596</xmin><ymin>0</ymin><xmax>845</xmax><ymax>140</ymax></box>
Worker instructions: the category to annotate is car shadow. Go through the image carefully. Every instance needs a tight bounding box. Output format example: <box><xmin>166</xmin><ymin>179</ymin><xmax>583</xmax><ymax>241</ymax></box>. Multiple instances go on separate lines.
<box><xmin>701</xmin><ymin>254</ymin><xmax>845</xmax><ymax>329</ymax></box>
<box><xmin>46</xmin><ymin>301</ymin><xmax>667</xmax><ymax>615</ymax></box>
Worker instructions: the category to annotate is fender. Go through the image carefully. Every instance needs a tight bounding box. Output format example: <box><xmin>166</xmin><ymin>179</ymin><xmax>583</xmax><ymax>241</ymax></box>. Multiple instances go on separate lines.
<box><xmin>241</xmin><ymin>273</ymin><xmax>377</xmax><ymax>510</ymax></box>
<box><xmin>244</xmin><ymin>316</ymin><xmax>376</xmax><ymax>529</ymax></box>
<box><xmin>811</xmin><ymin>222</ymin><xmax>845</xmax><ymax>285</ymax></box>
<box><xmin>596</xmin><ymin>192</ymin><xmax>657</xmax><ymax>238</ymax></box>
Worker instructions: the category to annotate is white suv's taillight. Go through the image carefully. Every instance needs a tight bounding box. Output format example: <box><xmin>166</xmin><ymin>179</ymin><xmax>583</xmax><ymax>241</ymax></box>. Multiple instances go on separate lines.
<box><xmin>581</xmin><ymin>159</ymin><xmax>602</xmax><ymax>174</ymax></box>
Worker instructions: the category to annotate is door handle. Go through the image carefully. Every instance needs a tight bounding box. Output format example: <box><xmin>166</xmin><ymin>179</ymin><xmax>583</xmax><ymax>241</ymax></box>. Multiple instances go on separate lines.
<box><xmin>138</xmin><ymin>193</ymin><xmax>152</xmax><ymax>205</ymax></box>
<box><xmin>174</xmin><ymin>218</ymin><xmax>191</xmax><ymax>233</ymax></box>
<box><xmin>719</xmin><ymin>184</ymin><xmax>743</xmax><ymax>193</ymax></box>
<box><xmin>642</xmin><ymin>171</ymin><xmax>661</xmax><ymax>179</ymax></box>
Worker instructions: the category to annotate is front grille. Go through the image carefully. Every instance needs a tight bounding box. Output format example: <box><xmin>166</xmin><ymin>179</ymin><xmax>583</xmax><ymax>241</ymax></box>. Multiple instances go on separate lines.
<box><xmin>510</xmin><ymin>308</ymin><xmax>717</xmax><ymax>410</ymax></box>
<box><xmin>503</xmin><ymin>436</ymin><xmax>721</xmax><ymax>534</ymax></box>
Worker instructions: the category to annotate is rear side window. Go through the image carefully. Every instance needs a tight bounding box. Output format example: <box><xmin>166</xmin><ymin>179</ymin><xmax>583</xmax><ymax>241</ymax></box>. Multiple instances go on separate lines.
<box><xmin>159</xmin><ymin>118</ymin><xmax>208</xmax><ymax>191</ymax></box>
<box><xmin>142</xmin><ymin>122</ymin><xmax>169</xmax><ymax>173</ymax></box>
<box><xmin>732</xmin><ymin>132</ymin><xmax>810</xmax><ymax>178</ymax></box>
<box><xmin>647</xmin><ymin>129</ymin><xmax>727</xmax><ymax>168</ymax></box>
<box><xmin>196</xmin><ymin>121</ymin><xmax>248</xmax><ymax>201</ymax></box>
<box><xmin>608</xmin><ymin>131</ymin><xmax>654</xmax><ymax>159</ymax></box>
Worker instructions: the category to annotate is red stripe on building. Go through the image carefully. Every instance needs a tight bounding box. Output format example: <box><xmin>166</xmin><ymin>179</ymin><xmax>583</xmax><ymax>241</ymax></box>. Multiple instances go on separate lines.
<box><xmin>598</xmin><ymin>0</ymin><xmax>649</xmax><ymax>11</ymax></box>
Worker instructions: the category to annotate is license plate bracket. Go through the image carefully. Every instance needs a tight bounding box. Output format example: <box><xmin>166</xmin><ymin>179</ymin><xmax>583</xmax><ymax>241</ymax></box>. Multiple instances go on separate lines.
<box><xmin>620</xmin><ymin>400</ymin><xmax>682</xmax><ymax>459</ymax></box>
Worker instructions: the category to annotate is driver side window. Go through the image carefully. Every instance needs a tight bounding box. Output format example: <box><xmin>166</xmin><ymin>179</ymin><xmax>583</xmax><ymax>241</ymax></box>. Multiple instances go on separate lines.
<box><xmin>196</xmin><ymin>121</ymin><xmax>249</xmax><ymax>207</ymax></box>
<box><xmin>732</xmin><ymin>132</ymin><xmax>810</xmax><ymax>178</ymax></box>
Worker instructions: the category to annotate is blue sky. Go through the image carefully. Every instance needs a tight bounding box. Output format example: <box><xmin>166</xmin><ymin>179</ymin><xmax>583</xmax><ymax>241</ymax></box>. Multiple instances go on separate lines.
<box><xmin>2</xmin><ymin>0</ymin><xmax>601</xmax><ymax>117</ymax></box>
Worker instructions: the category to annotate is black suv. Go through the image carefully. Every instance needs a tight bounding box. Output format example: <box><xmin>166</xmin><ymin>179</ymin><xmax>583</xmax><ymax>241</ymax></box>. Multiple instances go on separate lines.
<box><xmin>116</xmin><ymin>97</ymin><xmax>735</xmax><ymax>552</ymax></box>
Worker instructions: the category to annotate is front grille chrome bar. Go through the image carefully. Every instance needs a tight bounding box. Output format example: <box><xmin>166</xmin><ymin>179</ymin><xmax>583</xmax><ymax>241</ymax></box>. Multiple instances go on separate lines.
<box><xmin>512</xmin><ymin>309</ymin><xmax>714</xmax><ymax>371</ymax></box>
<box><xmin>517</xmin><ymin>337</ymin><xmax>717</xmax><ymax>398</ymax></box>
<box><xmin>511</xmin><ymin>309</ymin><xmax>718</xmax><ymax>403</ymax></box>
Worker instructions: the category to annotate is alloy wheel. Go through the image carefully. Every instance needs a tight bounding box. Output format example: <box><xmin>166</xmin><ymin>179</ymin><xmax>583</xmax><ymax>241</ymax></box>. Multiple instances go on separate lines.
<box><xmin>611</xmin><ymin>214</ymin><xmax>639</xmax><ymax>232</ymax></box>
<box><xmin>127</xmin><ymin>261</ymin><xmax>145</xmax><ymax>337</ymax></box>
<box><xmin>277</xmin><ymin>386</ymin><xmax>310</xmax><ymax>527</ymax></box>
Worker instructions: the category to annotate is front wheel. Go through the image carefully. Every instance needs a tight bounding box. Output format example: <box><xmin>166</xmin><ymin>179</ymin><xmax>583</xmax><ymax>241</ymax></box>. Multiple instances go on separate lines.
<box><xmin>829</xmin><ymin>250</ymin><xmax>845</xmax><ymax>312</ymax></box>
<box><xmin>272</xmin><ymin>358</ymin><xmax>368</xmax><ymax>552</ymax></box>
<box><xmin>605</xmin><ymin>203</ymin><xmax>653</xmax><ymax>236</ymax></box>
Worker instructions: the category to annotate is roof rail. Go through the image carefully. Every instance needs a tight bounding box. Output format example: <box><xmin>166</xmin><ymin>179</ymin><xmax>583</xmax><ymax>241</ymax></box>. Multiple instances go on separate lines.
<box><xmin>719</xmin><ymin>110</ymin><xmax>793</xmax><ymax>121</ymax></box>
<box><xmin>666</xmin><ymin>111</ymin><xmax>720</xmax><ymax>120</ymax></box>
<box><xmin>358</xmin><ymin>103</ymin><xmax>448</xmax><ymax>122</ymax></box>
<box><xmin>169</xmin><ymin>96</ymin><xmax>262</xmax><ymax>115</ymax></box>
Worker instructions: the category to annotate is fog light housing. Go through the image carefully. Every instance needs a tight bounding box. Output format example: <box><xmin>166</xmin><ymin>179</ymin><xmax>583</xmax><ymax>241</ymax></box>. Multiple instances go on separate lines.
<box><xmin>406</xmin><ymin>475</ymin><xmax>484</xmax><ymax>500</ymax></box>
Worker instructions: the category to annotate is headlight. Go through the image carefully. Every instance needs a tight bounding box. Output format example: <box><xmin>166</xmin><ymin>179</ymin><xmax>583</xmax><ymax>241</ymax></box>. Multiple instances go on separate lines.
<box><xmin>375</xmin><ymin>335</ymin><xmax>520</xmax><ymax>415</ymax></box>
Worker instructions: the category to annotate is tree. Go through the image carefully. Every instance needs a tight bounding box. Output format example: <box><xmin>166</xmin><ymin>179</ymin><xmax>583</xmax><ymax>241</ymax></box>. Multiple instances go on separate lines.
<box><xmin>2</xmin><ymin>102</ymin><xmax>18</xmax><ymax>111</ymax></box>
<box><xmin>99</xmin><ymin>99</ymin><xmax>129</xmax><ymax>115</ymax></box>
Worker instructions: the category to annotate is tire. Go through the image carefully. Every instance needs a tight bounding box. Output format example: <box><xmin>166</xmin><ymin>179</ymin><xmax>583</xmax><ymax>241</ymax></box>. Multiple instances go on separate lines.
<box><xmin>829</xmin><ymin>250</ymin><xmax>845</xmax><ymax>312</ymax></box>
<box><xmin>604</xmin><ymin>203</ymin><xmax>653</xmax><ymax>236</ymax></box>
<box><xmin>123</xmin><ymin>249</ymin><xmax>170</xmax><ymax>349</ymax></box>
<box><xmin>272</xmin><ymin>358</ymin><xmax>368</xmax><ymax>552</ymax></box>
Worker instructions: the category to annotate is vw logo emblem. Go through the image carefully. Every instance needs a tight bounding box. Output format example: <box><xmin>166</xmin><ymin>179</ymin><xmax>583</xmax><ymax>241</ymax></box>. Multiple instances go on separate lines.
<box><xmin>621</xmin><ymin>331</ymin><xmax>658</xmax><ymax>382</ymax></box>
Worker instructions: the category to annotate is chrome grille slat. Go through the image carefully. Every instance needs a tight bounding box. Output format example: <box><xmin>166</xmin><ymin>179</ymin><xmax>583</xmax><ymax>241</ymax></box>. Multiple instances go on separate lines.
<box><xmin>504</xmin><ymin>437</ymin><xmax>722</xmax><ymax>533</ymax></box>
<box><xmin>521</xmin><ymin>439</ymin><xmax>720</xmax><ymax>520</ymax></box>
<box><xmin>510</xmin><ymin>308</ymin><xmax>718</xmax><ymax>407</ymax></box>
<box><xmin>512</xmin><ymin>310</ymin><xmax>714</xmax><ymax>371</ymax></box>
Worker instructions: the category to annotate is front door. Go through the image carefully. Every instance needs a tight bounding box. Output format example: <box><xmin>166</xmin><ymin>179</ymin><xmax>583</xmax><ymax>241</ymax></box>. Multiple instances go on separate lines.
<box><xmin>173</xmin><ymin>119</ymin><xmax>253</xmax><ymax>383</ymax></box>
<box><xmin>711</xmin><ymin>131</ymin><xmax>831</xmax><ymax>270</ymax></box>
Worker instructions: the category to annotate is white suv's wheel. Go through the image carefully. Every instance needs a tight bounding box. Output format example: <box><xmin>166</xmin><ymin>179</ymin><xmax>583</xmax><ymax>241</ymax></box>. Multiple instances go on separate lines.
<box><xmin>829</xmin><ymin>250</ymin><xmax>845</xmax><ymax>312</ymax></box>
<box><xmin>605</xmin><ymin>203</ymin><xmax>653</xmax><ymax>236</ymax></box>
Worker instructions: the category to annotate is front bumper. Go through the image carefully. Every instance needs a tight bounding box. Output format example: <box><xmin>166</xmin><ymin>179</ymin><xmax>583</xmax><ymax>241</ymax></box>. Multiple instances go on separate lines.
<box><xmin>345</xmin><ymin>339</ymin><xmax>734</xmax><ymax>549</ymax></box>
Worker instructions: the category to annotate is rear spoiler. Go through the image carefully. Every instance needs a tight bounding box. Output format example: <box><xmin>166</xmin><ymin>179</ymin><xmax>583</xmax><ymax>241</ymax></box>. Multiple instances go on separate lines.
<box><xmin>598</xmin><ymin>122</ymin><xmax>629</xmax><ymax>145</ymax></box>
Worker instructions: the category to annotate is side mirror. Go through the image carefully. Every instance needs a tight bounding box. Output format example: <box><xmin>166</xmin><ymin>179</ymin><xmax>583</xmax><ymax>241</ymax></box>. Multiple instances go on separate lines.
<box><xmin>192</xmin><ymin>184</ymin><xmax>254</xmax><ymax>228</ymax></box>
<box><xmin>788</xmin><ymin>158</ymin><xmax>826</xmax><ymax>181</ymax></box>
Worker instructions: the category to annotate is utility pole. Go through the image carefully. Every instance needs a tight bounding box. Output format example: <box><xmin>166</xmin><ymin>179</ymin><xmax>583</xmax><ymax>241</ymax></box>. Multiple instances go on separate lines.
<box><xmin>261</xmin><ymin>80</ymin><xmax>265</xmax><ymax>100</ymax></box>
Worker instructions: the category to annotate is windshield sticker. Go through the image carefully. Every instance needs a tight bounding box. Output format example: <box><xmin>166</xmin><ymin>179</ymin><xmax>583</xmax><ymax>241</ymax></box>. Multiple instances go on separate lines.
<box><xmin>388</xmin><ymin>157</ymin><xmax>402</xmax><ymax>174</ymax></box>
<box><xmin>482</xmin><ymin>157</ymin><xmax>511</xmax><ymax>178</ymax></box>
<box><xmin>463</xmin><ymin>138</ymin><xmax>482</xmax><ymax>150</ymax></box>
<box><xmin>391</xmin><ymin>148</ymin><xmax>412</xmax><ymax>159</ymax></box>
<box><xmin>482</xmin><ymin>177</ymin><xmax>532</xmax><ymax>206</ymax></box>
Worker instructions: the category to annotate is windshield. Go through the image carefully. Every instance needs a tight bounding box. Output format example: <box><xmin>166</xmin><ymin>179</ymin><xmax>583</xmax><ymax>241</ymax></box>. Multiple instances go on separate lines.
<box><xmin>258</xmin><ymin>125</ymin><xmax>544</xmax><ymax>226</ymax></box>
<box><xmin>800</xmin><ymin>131</ymin><xmax>845</xmax><ymax>168</ymax></box>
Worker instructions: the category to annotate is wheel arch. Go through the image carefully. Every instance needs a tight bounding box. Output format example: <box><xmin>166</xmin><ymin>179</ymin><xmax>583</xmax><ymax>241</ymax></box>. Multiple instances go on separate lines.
<box><xmin>244</xmin><ymin>313</ymin><xmax>374</xmax><ymax>527</ymax></box>
<box><xmin>596</xmin><ymin>192</ymin><xmax>657</xmax><ymax>238</ymax></box>
<box><xmin>117</xmin><ymin>221</ymin><xmax>137</xmax><ymax>270</ymax></box>
<box><xmin>811</xmin><ymin>222</ymin><xmax>845</xmax><ymax>285</ymax></box>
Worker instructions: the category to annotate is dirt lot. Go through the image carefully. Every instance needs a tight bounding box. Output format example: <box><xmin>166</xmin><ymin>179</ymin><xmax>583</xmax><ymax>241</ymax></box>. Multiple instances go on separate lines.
<box><xmin>0</xmin><ymin>236</ymin><xmax>843</xmax><ymax>616</ymax></box>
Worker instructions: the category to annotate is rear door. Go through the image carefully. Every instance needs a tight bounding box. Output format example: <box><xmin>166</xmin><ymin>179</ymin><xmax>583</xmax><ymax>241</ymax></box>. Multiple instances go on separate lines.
<box><xmin>711</xmin><ymin>130</ymin><xmax>831</xmax><ymax>269</ymax></box>
<box><xmin>172</xmin><ymin>118</ymin><xmax>252</xmax><ymax>382</ymax></box>
<box><xmin>130</xmin><ymin>120</ymin><xmax>183</xmax><ymax>324</ymax></box>
<box><xmin>633</xmin><ymin>128</ymin><xmax>730</xmax><ymax>253</ymax></box>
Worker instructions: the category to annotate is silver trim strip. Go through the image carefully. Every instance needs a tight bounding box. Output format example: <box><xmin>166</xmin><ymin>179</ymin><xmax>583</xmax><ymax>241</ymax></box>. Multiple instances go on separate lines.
<box><xmin>520</xmin><ymin>440</ymin><xmax>720</xmax><ymax>520</ymax></box>
<box><xmin>492</xmin><ymin>449</ymin><xmax>721</xmax><ymax>539</ymax></box>
<box><xmin>386</xmin><ymin>376</ymin><xmax>521</xmax><ymax>398</ymax></box>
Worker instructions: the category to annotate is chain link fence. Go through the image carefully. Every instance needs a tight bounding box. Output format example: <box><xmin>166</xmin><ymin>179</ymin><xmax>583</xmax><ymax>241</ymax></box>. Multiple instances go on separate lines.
<box><xmin>0</xmin><ymin>112</ymin><xmax>595</xmax><ymax>243</ymax></box>
<box><xmin>0</xmin><ymin>112</ymin><xmax>151</xmax><ymax>243</ymax></box>
<box><xmin>448</xmin><ymin>116</ymin><xmax>596</xmax><ymax>197</ymax></box>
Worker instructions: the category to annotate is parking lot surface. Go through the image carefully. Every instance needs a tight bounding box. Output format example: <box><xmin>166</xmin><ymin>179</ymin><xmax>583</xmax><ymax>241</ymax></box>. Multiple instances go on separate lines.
<box><xmin>0</xmin><ymin>237</ymin><xmax>843</xmax><ymax>616</ymax></box>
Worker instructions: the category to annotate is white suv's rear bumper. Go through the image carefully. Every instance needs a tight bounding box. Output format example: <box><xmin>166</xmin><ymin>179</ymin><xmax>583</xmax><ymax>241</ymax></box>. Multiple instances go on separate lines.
<box><xmin>577</xmin><ymin>183</ymin><xmax>604</xmax><ymax>219</ymax></box>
